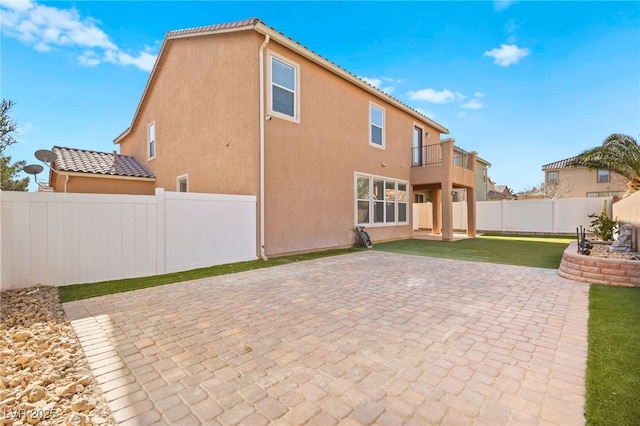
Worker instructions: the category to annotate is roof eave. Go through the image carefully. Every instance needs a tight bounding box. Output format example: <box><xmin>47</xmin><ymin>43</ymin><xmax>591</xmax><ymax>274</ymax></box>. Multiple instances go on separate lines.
<box><xmin>253</xmin><ymin>22</ymin><xmax>449</xmax><ymax>134</ymax></box>
<box><xmin>114</xmin><ymin>22</ymin><xmax>259</xmax><ymax>145</ymax></box>
<box><xmin>115</xmin><ymin>19</ymin><xmax>449</xmax><ymax>144</ymax></box>
<box><xmin>57</xmin><ymin>170</ymin><xmax>156</xmax><ymax>181</ymax></box>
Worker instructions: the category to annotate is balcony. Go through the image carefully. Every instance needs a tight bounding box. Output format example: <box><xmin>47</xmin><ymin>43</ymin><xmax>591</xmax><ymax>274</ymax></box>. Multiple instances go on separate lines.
<box><xmin>411</xmin><ymin>140</ymin><xmax>476</xmax><ymax>188</ymax></box>
<box><xmin>412</xmin><ymin>143</ymin><xmax>473</xmax><ymax>171</ymax></box>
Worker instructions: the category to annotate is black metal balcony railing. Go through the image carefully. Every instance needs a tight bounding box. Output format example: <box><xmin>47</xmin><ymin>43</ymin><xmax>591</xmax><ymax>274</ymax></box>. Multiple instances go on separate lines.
<box><xmin>412</xmin><ymin>143</ymin><xmax>442</xmax><ymax>166</ymax></box>
<box><xmin>412</xmin><ymin>143</ymin><xmax>474</xmax><ymax>170</ymax></box>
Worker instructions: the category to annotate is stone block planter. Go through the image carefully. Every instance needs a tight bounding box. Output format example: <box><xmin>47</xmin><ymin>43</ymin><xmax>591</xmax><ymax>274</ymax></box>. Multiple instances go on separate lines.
<box><xmin>559</xmin><ymin>241</ymin><xmax>640</xmax><ymax>287</ymax></box>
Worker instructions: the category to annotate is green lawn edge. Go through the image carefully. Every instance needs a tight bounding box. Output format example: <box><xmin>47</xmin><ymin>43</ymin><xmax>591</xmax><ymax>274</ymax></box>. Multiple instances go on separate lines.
<box><xmin>373</xmin><ymin>234</ymin><xmax>573</xmax><ymax>269</ymax></box>
<box><xmin>59</xmin><ymin>234</ymin><xmax>572</xmax><ymax>303</ymax></box>
<box><xmin>58</xmin><ymin>248</ymin><xmax>354</xmax><ymax>303</ymax></box>
<box><xmin>585</xmin><ymin>285</ymin><xmax>640</xmax><ymax>425</ymax></box>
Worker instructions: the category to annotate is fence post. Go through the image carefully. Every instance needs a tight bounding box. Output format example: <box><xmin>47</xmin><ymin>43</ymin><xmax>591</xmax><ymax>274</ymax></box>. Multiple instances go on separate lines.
<box><xmin>552</xmin><ymin>198</ymin><xmax>557</xmax><ymax>234</ymax></box>
<box><xmin>156</xmin><ymin>188</ymin><xmax>165</xmax><ymax>275</ymax></box>
<box><xmin>501</xmin><ymin>199</ymin><xmax>506</xmax><ymax>232</ymax></box>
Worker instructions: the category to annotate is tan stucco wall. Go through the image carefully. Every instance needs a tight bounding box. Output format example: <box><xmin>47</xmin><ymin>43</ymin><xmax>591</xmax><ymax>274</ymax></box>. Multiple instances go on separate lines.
<box><xmin>52</xmin><ymin>174</ymin><xmax>155</xmax><ymax>195</ymax></box>
<box><xmin>545</xmin><ymin>168</ymin><xmax>628</xmax><ymax>197</ymax></box>
<box><xmin>116</xmin><ymin>30</ymin><xmax>451</xmax><ymax>256</ymax></box>
<box><xmin>262</xmin><ymin>42</ymin><xmax>442</xmax><ymax>255</ymax></box>
<box><xmin>118</xmin><ymin>31</ymin><xmax>261</xmax><ymax>197</ymax></box>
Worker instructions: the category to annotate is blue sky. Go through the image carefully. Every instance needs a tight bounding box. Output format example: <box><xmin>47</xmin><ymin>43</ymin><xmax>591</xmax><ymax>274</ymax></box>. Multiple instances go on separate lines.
<box><xmin>1</xmin><ymin>0</ymin><xmax>639</xmax><ymax>192</ymax></box>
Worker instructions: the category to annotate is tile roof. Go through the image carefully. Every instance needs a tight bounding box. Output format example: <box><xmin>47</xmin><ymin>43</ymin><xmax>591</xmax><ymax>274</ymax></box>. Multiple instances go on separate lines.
<box><xmin>166</xmin><ymin>17</ymin><xmax>260</xmax><ymax>38</ymax></box>
<box><xmin>541</xmin><ymin>155</ymin><xmax>582</xmax><ymax>171</ymax></box>
<box><xmin>142</xmin><ymin>18</ymin><xmax>447</xmax><ymax>135</ymax></box>
<box><xmin>52</xmin><ymin>146</ymin><xmax>155</xmax><ymax>179</ymax></box>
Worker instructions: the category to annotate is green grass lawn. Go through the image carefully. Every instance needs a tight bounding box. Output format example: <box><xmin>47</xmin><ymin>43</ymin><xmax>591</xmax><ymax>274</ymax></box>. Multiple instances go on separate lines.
<box><xmin>585</xmin><ymin>285</ymin><xmax>640</xmax><ymax>425</ymax></box>
<box><xmin>373</xmin><ymin>234</ymin><xmax>574</xmax><ymax>269</ymax></box>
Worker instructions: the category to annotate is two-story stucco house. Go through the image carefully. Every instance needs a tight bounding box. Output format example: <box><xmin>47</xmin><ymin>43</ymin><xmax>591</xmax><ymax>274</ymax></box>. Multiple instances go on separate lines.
<box><xmin>541</xmin><ymin>155</ymin><xmax>627</xmax><ymax>199</ymax></box>
<box><xmin>114</xmin><ymin>18</ymin><xmax>479</xmax><ymax>258</ymax></box>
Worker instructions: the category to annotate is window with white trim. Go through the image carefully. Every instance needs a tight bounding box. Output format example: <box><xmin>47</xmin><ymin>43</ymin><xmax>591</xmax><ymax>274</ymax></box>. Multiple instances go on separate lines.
<box><xmin>356</xmin><ymin>173</ymin><xmax>408</xmax><ymax>225</ymax></box>
<box><xmin>547</xmin><ymin>171</ymin><xmax>558</xmax><ymax>185</ymax></box>
<box><xmin>269</xmin><ymin>55</ymin><xmax>299</xmax><ymax>121</ymax></box>
<box><xmin>147</xmin><ymin>122</ymin><xmax>156</xmax><ymax>160</ymax></box>
<box><xmin>370</xmin><ymin>104</ymin><xmax>384</xmax><ymax>147</ymax></box>
<box><xmin>177</xmin><ymin>174</ymin><xmax>188</xmax><ymax>192</ymax></box>
<box><xmin>597</xmin><ymin>169</ymin><xmax>610</xmax><ymax>183</ymax></box>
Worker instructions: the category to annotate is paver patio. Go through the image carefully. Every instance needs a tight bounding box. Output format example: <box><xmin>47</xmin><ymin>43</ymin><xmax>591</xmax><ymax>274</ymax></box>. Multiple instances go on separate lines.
<box><xmin>63</xmin><ymin>251</ymin><xmax>589</xmax><ymax>425</ymax></box>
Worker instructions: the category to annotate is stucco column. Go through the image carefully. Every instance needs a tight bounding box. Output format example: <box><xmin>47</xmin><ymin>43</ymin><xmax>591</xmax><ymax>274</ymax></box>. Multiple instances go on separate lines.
<box><xmin>467</xmin><ymin>151</ymin><xmax>478</xmax><ymax>237</ymax></box>
<box><xmin>432</xmin><ymin>189</ymin><xmax>441</xmax><ymax>234</ymax></box>
<box><xmin>466</xmin><ymin>187</ymin><xmax>477</xmax><ymax>237</ymax></box>
<box><xmin>441</xmin><ymin>139</ymin><xmax>454</xmax><ymax>241</ymax></box>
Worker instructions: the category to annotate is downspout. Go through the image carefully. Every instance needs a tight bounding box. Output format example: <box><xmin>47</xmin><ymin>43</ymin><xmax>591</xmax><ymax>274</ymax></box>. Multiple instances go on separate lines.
<box><xmin>259</xmin><ymin>34</ymin><xmax>270</xmax><ymax>260</ymax></box>
<box><xmin>64</xmin><ymin>175</ymin><xmax>70</xmax><ymax>193</ymax></box>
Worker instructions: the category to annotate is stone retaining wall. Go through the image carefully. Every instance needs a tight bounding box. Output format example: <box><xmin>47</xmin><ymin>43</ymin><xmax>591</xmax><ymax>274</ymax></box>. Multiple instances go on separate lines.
<box><xmin>559</xmin><ymin>241</ymin><xmax>640</xmax><ymax>287</ymax></box>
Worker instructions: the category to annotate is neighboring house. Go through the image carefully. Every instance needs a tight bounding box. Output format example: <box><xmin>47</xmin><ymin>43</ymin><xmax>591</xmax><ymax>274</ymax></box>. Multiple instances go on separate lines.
<box><xmin>114</xmin><ymin>18</ymin><xmax>480</xmax><ymax>257</ymax></box>
<box><xmin>48</xmin><ymin>146</ymin><xmax>155</xmax><ymax>194</ymax></box>
<box><xmin>487</xmin><ymin>184</ymin><xmax>513</xmax><ymax>200</ymax></box>
<box><xmin>541</xmin><ymin>155</ymin><xmax>627</xmax><ymax>198</ymax></box>
<box><xmin>450</xmin><ymin>156</ymin><xmax>494</xmax><ymax>202</ymax></box>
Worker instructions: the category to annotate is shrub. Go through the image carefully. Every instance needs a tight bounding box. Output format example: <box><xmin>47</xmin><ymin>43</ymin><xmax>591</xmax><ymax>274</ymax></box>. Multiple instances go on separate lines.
<box><xmin>588</xmin><ymin>201</ymin><xmax>619</xmax><ymax>241</ymax></box>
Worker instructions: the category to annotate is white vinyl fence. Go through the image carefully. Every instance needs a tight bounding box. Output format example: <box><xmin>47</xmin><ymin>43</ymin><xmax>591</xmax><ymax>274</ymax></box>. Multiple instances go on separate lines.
<box><xmin>0</xmin><ymin>189</ymin><xmax>256</xmax><ymax>290</ymax></box>
<box><xmin>413</xmin><ymin>197</ymin><xmax>611</xmax><ymax>234</ymax></box>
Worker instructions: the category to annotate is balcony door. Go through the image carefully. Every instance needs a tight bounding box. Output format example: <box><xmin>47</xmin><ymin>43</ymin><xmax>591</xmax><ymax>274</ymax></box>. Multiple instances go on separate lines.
<box><xmin>413</xmin><ymin>126</ymin><xmax>423</xmax><ymax>166</ymax></box>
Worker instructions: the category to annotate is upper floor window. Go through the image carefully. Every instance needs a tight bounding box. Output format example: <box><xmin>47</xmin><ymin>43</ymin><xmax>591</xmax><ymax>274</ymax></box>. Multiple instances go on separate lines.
<box><xmin>547</xmin><ymin>171</ymin><xmax>558</xmax><ymax>185</ymax></box>
<box><xmin>370</xmin><ymin>104</ymin><xmax>385</xmax><ymax>148</ymax></box>
<box><xmin>269</xmin><ymin>54</ymin><xmax>299</xmax><ymax>122</ymax></box>
<box><xmin>597</xmin><ymin>169</ymin><xmax>610</xmax><ymax>183</ymax></box>
<box><xmin>147</xmin><ymin>122</ymin><xmax>156</xmax><ymax>160</ymax></box>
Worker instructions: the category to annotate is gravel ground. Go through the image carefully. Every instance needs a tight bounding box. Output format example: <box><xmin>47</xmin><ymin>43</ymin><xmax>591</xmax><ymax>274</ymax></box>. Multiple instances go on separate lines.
<box><xmin>1</xmin><ymin>286</ymin><xmax>115</xmax><ymax>425</ymax></box>
<box><xmin>589</xmin><ymin>243</ymin><xmax>640</xmax><ymax>260</ymax></box>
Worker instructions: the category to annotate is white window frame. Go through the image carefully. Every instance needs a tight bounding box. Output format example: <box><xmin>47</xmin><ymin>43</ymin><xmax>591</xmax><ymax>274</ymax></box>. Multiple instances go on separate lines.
<box><xmin>354</xmin><ymin>172</ymin><xmax>408</xmax><ymax>227</ymax></box>
<box><xmin>267</xmin><ymin>51</ymin><xmax>300</xmax><ymax>123</ymax></box>
<box><xmin>547</xmin><ymin>171</ymin><xmax>559</xmax><ymax>185</ymax></box>
<box><xmin>597</xmin><ymin>169</ymin><xmax>610</xmax><ymax>183</ymax></box>
<box><xmin>369</xmin><ymin>103</ymin><xmax>385</xmax><ymax>149</ymax></box>
<box><xmin>177</xmin><ymin>174</ymin><xmax>188</xmax><ymax>192</ymax></box>
<box><xmin>147</xmin><ymin>121</ymin><xmax>156</xmax><ymax>160</ymax></box>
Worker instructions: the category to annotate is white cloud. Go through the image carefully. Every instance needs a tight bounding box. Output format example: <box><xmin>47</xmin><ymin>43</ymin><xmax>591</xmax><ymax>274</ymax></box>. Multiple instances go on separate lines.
<box><xmin>0</xmin><ymin>0</ymin><xmax>156</xmax><ymax>71</ymax></box>
<box><xmin>484</xmin><ymin>44</ymin><xmax>530</xmax><ymax>66</ymax></box>
<box><xmin>361</xmin><ymin>76</ymin><xmax>398</xmax><ymax>94</ymax></box>
<box><xmin>474</xmin><ymin>92</ymin><xmax>485</xmax><ymax>98</ymax></box>
<box><xmin>462</xmin><ymin>99</ymin><xmax>484</xmax><ymax>110</ymax></box>
<box><xmin>408</xmin><ymin>88</ymin><xmax>456</xmax><ymax>104</ymax></box>
<box><xmin>494</xmin><ymin>1</ymin><xmax>515</xmax><ymax>11</ymax></box>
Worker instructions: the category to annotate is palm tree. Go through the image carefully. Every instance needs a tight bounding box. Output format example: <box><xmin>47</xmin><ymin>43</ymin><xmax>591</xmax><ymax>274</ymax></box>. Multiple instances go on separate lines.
<box><xmin>568</xmin><ymin>133</ymin><xmax>640</xmax><ymax>195</ymax></box>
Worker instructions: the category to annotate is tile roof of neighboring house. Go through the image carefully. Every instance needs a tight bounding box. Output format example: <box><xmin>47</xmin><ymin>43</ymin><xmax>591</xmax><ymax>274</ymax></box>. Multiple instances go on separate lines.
<box><xmin>493</xmin><ymin>185</ymin><xmax>510</xmax><ymax>195</ymax></box>
<box><xmin>487</xmin><ymin>190</ymin><xmax>508</xmax><ymax>199</ymax></box>
<box><xmin>541</xmin><ymin>155</ymin><xmax>582</xmax><ymax>171</ymax></box>
<box><xmin>52</xmin><ymin>146</ymin><xmax>155</xmax><ymax>179</ymax></box>
<box><xmin>115</xmin><ymin>17</ymin><xmax>449</xmax><ymax>143</ymax></box>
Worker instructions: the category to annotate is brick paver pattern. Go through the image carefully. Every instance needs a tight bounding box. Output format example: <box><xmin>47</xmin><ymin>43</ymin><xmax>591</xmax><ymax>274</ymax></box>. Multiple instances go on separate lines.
<box><xmin>64</xmin><ymin>251</ymin><xmax>589</xmax><ymax>425</ymax></box>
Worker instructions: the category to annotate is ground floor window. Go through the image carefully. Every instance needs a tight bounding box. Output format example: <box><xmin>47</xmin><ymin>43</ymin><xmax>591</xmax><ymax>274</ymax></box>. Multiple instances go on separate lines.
<box><xmin>356</xmin><ymin>173</ymin><xmax>408</xmax><ymax>225</ymax></box>
<box><xmin>587</xmin><ymin>191</ymin><xmax>622</xmax><ymax>198</ymax></box>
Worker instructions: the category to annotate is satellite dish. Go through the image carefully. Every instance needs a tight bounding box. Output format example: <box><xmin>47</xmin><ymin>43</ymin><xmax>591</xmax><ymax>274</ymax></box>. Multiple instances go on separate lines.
<box><xmin>23</xmin><ymin>164</ymin><xmax>44</xmax><ymax>175</ymax></box>
<box><xmin>35</xmin><ymin>149</ymin><xmax>57</xmax><ymax>163</ymax></box>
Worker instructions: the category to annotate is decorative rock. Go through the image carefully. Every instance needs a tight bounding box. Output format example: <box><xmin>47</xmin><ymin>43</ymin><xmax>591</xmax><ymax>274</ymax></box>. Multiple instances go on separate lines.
<box><xmin>28</xmin><ymin>385</ymin><xmax>47</xmax><ymax>402</ymax></box>
<box><xmin>71</xmin><ymin>398</ymin><xmax>96</xmax><ymax>412</ymax></box>
<box><xmin>14</xmin><ymin>331</ymin><xmax>34</xmax><ymax>342</ymax></box>
<box><xmin>1</xmin><ymin>286</ymin><xmax>116</xmax><ymax>425</ymax></box>
<box><xmin>17</xmin><ymin>353</ymin><xmax>36</xmax><ymax>366</ymax></box>
<box><xmin>610</xmin><ymin>224</ymin><xmax>634</xmax><ymax>253</ymax></box>
<box><xmin>66</xmin><ymin>413</ymin><xmax>88</xmax><ymax>426</ymax></box>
